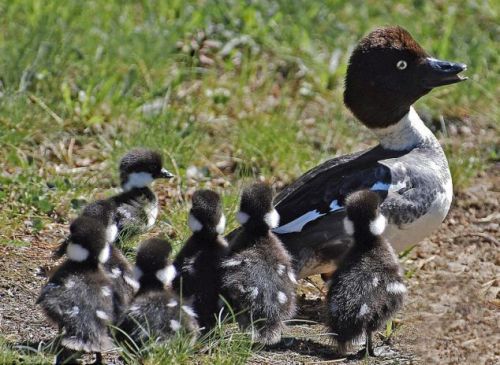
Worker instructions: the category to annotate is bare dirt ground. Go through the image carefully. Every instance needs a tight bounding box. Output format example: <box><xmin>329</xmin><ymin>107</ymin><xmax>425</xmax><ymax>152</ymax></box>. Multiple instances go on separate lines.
<box><xmin>1</xmin><ymin>164</ymin><xmax>498</xmax><ymax>364</ymax></box>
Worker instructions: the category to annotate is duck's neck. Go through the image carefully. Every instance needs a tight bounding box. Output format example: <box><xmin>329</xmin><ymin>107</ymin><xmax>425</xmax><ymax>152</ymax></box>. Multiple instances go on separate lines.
<box><xmin>372</xmin><ymin>107</ymin><xmax>434</xmax><ymax>151</ymax></box>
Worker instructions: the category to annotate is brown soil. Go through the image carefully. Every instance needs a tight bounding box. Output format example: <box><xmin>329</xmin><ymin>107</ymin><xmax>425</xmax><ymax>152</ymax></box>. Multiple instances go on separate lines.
<box><xmin>1</xmin><ymin>166</ymin><xmax>498</xmax><ymax>365</ymax></box>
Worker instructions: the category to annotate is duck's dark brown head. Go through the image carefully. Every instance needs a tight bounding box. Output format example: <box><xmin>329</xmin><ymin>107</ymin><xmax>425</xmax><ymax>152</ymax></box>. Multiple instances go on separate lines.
<box><xmin>344</xmin><ymin>26</ymin><xmax>467</xmax><ymax>129</ymax></box>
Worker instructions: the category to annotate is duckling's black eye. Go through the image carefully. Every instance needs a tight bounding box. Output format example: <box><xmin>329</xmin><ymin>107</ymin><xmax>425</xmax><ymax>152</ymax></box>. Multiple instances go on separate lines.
<box><xmin>396</xmin><ymin>60</ymin><xmax>407</xmax><ymax>70</ymax></box>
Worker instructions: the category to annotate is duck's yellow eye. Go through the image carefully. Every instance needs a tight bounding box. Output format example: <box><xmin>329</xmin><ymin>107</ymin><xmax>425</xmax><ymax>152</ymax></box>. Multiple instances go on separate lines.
<box><xmin>397</xmin><ymin>60</ymin><xmax>407</xmax><ymax>70</ymax></box>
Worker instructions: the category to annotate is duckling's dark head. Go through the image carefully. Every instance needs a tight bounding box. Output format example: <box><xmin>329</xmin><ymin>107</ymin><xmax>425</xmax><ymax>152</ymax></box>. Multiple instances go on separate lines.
<box><xmin>237</xmin><ymin>183</ymin><xmax>279</xmax><ymax>234</ymax></box>
<box><xmin>343</xmin><ymin>190</ymin><xmax>386</xmax><ymax>238</ymax></box>
<box><xmin>67</xmin><ymin>216</ymin><xmax>110</xmax><ymax>264</ymax></box>
<box><xmin>188</xmin><ymin>189</ymin><xmax>225</xmax><ymax>236</ymax></box>
<box><xmin>134</xmin><ymin>237</ymin><xmax>176</xmax><ymax>287</ymax></box>
<box><xmin>344</xmin><ymin>26</ymin><xmax>467</xmax><ymax>129</ymax></box>
<box><xmin>119</xmin><ymin>148</ymin><xmax>174</xmax><ymax>190</ymax></box>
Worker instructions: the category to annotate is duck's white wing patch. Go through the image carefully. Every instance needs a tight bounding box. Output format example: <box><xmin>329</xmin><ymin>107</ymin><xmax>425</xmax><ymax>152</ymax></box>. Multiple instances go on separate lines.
<box><xmin>273</xmin><ymin>210</ymin><xmax>325</xmax><ymax>234</ymax></box>
<box><xmin>329</xmin><ymin>200</ymin><xmax>342</xmax><ymax>211</ymax></box>
<box><xmin>371</xmin><ymin>181</ymin><xmax>390</xmax><ymax>191</ymax></box>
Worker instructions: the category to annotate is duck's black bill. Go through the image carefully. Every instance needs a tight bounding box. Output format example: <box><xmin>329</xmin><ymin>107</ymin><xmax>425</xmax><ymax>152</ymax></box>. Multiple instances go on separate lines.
<box><xmin>158</xmin><ymin>168</ymin><xmax>175</xmax><ymax>179</ymax></box>
<box><xmin>423</xmin><ymin>57</ymin><xmax>468</xmax><ymax>89</ymax></box>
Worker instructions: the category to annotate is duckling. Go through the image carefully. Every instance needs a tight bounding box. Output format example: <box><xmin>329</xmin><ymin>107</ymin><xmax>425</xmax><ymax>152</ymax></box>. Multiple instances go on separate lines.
<box><xmin>222</xmin><ymin>183</ymin><xmax>297</xmax><ymax>345</ymax></box>
<box><xmin>172</xmin><ymin>189</ymin><xmax>228</xmax><ymax>332</ymax></box>
<box><xmin>113</xmin><ymin>148</ymin><xmax>174</xmax><ymax>241</ymax></box>
<box><xmin>55</xmin><ymin>148</ymin><xmax>173</xmax><ymax>251</ymax></box>
<box><xmin>325</xmin><ymin>190</ymin><xmax>406</xmax><ymax>356</ymax></box>
<box><xmin>37</xmin><ymin>216</ymin><xmax>115</xmax><ymax>364</ymax></box>
<box><xmin>53</xmin><ymin>199</ymin><xmax>138</xmax><ymax>323</ymax></box>
<box><xmin>118</xmin><ymin>238</ymin><xmax>199</xmax><ymax>346</ymax></box>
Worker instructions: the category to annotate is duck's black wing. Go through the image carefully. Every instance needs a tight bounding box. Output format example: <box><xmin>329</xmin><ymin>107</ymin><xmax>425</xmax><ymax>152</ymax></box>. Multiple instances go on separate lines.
<box><xmin>271</xmin><ymin>145</ymin><xmax>409</xmax><ymax>277</ymax></box>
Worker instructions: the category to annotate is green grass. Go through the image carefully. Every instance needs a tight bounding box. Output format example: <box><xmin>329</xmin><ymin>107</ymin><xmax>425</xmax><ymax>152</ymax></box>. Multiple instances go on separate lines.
<box><xmin>1</xmin><ymin>0</ymin><xmax>499</xmax><ymax>362</ymax></box>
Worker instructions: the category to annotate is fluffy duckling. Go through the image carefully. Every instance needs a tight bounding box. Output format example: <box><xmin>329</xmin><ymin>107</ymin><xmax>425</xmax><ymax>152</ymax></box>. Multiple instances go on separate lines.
<box><xmin>222</xmin><ymin>183</ymin><xmax>297</xmax><ymax>345</ymax></box>
<box><xmin>37</xmin><ymin>216</ymin><xmax>115</xmax><ymax>364</ymax></box>
<box><xmin>55</xmin><ymin>148</ymin><xmax>173</xmax><ymax>251</ymax></box>
<box><xmin>53</xmin><ymin>199</ymin><xmax>138</xmax><ymax>323</ymax></box>
<box><xmin>326</xmin><ymin>190</ymin><xmax>406</xmax><ymax>356</ymax></box>
<box><xmin>113</xmin><ymin>148</ymin><xmax>173</xmax><ymax>241</ymax></box>
<box><xmin>172</xmin><ymin>190</ymin><xmax>229</xmax><ymax>332</ymax></box>
<box><xmin>118</xmin><ymin>238</ymin><xmax>199</xmax><ymax>346</ymax></box>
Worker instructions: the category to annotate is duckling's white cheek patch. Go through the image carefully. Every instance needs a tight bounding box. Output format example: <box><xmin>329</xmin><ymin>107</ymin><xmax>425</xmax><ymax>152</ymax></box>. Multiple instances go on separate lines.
<box><xmin>133</xmin><ymin>265</ymin><xmax>143</xmax><ymax>280</ymax></box>
<box><xmin>236</xmin><ymin>211</ymin><xmax>250</xmax><ymax>225</ymax></box>
<box><xmin>67</xmin><ymin>243</ymin><xmax>89</xmax><ymax>262</ymax></box>
<box><xmin>216</xmin><ymin>214</ymin><xmax>226</xmax><ymax>234</ymax></box>
<box><xmin>264</xmin><ymin>209</ymin><xmax>280</xmax><ymax>229</ymax></box>
<box><xmin>123</xmin><ymin>172</ymin><xmax>154</xmax><ymax>190</ymax></box>
<box><xmin>188</xmin><ymin>213</ymin><xmax>203</xmax><ymax>232</ymax></box>
<box><xmin>343</xmin><ymin>218</ymin><xmax>355</xmax><ymax>236</ymax></box>
<box><xmin>369</xmin><ymin>215</ymin><xmax>387</xmax><ymax>236</ymax></box>
<box><xmin>156</xmin><ymin>264</ymin><xmax>177</xmax><ymax>286</ymax></box>
<box><xmin>98</xmin><ymin>244</ymin><xmax>110</xmax><ymax>263</ymax></box>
